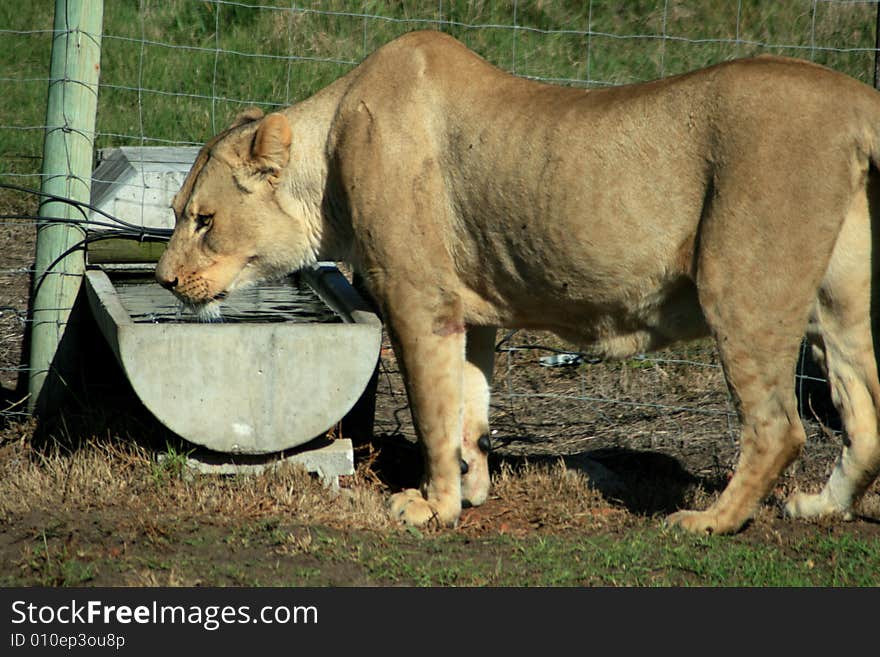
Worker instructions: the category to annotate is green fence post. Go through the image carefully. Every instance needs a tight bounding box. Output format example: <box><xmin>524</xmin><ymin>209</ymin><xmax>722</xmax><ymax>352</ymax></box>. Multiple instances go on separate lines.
<box><xmin>28</xmin><ymin>0</ymin><xmax>104</xmax><ymax>414</ymax></box>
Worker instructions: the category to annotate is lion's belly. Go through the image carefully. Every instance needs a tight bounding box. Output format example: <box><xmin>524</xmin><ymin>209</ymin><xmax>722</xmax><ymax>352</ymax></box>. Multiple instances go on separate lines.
<box><xmin>458</xmin><ymin>245</ymin><xmax>709</xmax><ymax>359</ymax></box>
<box><xmin>544</xmin><ymin>275</ymin><xmax>710</xmax><ymax>358</ymax></box>
<box><xmin>451</xmin><ymin>192</ymin><xmax>709</xmax><ymax>354</ymax></box>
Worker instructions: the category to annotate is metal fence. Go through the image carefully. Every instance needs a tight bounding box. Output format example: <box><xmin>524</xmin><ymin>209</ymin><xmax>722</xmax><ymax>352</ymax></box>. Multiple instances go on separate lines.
<box><xmin>0</xmin><ymin>1</ymin><xmax>875</xmax><ymax>453</ymax></box>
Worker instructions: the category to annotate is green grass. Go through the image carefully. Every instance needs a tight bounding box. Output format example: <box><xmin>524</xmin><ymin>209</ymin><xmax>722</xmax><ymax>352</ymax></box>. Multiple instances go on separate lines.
<box><xmin>352</xmin><ymin>528</ymin><xmax>880</xmax><ymax>586</ymax></box>
<box><xmin>150</xmin><ymin>440</ymin><xmax>195</xmax><ymax>484</ymax></box>
<box><xmin>17</xmin><ymin>531</ymin><xmax>96</xmax><ymax>586</ymax></box>
<box><xmin>2</xmin><ymin>0</ymin><xmax>879</xmax><ymax>182</ymax></box>
<box><xmin>10</xmin><ymin>519</ymin><xmax>878</xmax><ymax>587</ymax></box>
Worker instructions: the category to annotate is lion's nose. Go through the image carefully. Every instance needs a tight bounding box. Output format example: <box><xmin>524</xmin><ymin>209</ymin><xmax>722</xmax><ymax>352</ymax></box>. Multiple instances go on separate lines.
<box><xmin>156</xmin><ymin>274</ymin><xmax>178</xmax><ymax>291</ymax></box>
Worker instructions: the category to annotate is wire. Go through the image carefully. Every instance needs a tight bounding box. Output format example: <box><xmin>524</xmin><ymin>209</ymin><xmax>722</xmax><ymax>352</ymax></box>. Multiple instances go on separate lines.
<box><xmin>0</xmin><ymin>213</ymin><xmax>171</xmax><ymax>236</ymax></box>
<box><xmin>2</xmin><ymin>182</ymin><xmax>172</xmax><ymax>296</ymax></box>
<box><xmin>0</xmin><ymin>181</ymin><xmax>173</xmax><ymax>237</ymax></box>
<box><xmin>31</xmin><ymin>230</ymin><xmax>168</xmax><ymax>299</ymax></box>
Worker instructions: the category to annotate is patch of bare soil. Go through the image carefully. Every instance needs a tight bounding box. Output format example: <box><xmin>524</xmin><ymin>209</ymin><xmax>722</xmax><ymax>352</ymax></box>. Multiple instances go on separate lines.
<box><xmin>0</xmin><ymin>189</ymin><xmax>35</xmax><ymax>398</ymax></box>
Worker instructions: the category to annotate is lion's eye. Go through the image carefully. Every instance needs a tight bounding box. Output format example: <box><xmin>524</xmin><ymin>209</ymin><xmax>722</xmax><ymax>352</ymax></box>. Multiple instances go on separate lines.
<box><xmin>194</xmin><ymin>213</ymin><xmax>214</xmax><ymax>231</ymax></box>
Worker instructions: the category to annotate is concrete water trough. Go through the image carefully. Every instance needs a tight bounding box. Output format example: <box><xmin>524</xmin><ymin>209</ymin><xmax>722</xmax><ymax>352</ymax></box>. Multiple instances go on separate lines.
<box><xmin>85</xmin><ymin>263</ymin><xmax>381</xmax><ymax>454</ymax></box>
<box><xmin>84</xmin><ymin>147</ymin><xmax>383</xmax><ymax>482</ymax></box>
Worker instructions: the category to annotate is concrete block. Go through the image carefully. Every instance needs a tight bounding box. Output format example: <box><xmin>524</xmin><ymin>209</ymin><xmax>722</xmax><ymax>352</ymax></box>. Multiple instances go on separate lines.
<box><xmin>159</xmin><ymin>438</ymin><xmax>355</xmax><ymax>489</ymax></box>
<box><xmin>91</xmin><ymin>146</ymin><xmax>201</xmax><ymax>231</ymax></box>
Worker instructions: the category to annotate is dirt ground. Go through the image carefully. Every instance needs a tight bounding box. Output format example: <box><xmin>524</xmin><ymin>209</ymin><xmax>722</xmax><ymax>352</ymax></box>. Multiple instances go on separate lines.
<box><xmin>1</xmin><ymin>191</ymin><xmax>880</xmax><ymax>586</ymax></box>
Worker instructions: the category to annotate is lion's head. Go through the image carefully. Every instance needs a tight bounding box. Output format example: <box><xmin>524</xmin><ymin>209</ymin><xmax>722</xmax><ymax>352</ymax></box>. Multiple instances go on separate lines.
<box><xmin>155</xmin><ymin>108</ymin><xmax>322</xmax><ymax>320</ymax></box>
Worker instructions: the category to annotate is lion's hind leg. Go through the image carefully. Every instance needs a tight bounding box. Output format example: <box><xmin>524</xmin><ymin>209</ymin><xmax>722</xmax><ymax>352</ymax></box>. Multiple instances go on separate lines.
<box><xmin>786</xmin><ymin>190</ymin><xmax>880</xmax><ymax>521</ymax></box>
<box><xmin>667</xmin><ymin>180</ymin><xmax>833</xmax><ymax>534</ymax></box>
<box><xmin>460</xmin><ymin>326</ymin><xmax>496</xmax><ymax>508</ymax></box>
<box><xmin>667</xmin><ymin>330</ymin><xmax>807</xmax><ymax>534</ymax></box>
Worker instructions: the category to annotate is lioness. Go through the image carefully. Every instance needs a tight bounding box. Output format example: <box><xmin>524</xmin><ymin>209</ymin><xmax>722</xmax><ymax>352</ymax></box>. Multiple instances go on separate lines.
<box><xmin>156</xmin><ymin>30</ymin><xmax>880</xmax><ymax>534</ymax></box>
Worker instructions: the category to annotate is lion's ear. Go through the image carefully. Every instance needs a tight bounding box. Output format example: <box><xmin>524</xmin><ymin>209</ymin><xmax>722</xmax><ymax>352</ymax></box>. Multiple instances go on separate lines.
<box><xmin>251</xmin><ymin>112</ymin><xmax>292</xmax><ymax>177</ymax></box>
<box><xmin>229</xmin><ymin>107</ymin><xmax>264</xmax><ymax>130</ymax></box>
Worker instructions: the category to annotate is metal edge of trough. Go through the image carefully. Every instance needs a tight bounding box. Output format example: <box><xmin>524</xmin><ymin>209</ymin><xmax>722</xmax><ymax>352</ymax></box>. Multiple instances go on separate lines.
<box><xmin>300</xmin><ymin>262</ymin><xmax>381</xmax><ymax>327</ymax></box>
<box><xmin>83</xmin><ymin>263</ymin><xmax>383</xmax><ymax>455</ymax></box>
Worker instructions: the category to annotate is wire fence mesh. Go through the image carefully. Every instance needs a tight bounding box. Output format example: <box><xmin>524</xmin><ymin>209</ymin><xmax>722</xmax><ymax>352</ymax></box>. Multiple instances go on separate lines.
<box><xmin>0</xmin><ymin>1</ymin><xmax>875</xmax><ymax>459</ymax></box>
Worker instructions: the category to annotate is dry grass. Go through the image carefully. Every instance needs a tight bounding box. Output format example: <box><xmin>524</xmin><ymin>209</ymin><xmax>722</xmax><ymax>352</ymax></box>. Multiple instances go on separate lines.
<box><xmin>0</xmin><ymin>418</ymin><xmax>638</xmax><ymax>539</ymax></box>
<box><xmin>0</xmin><ymin>427</ymin><xmax>393</xmax><ymax>531</ymax></box>
<box><xmin>458</xmin><ymin>460</ymin><xmax>625</xmax><ymax>536</ymax></box>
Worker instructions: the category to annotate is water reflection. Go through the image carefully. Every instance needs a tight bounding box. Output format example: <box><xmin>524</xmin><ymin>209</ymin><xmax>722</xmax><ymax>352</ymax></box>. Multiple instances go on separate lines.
<box><xmin>113</xmin><ymin>275</ymin><xmax>342</xmax><ymax>324</ymax></box>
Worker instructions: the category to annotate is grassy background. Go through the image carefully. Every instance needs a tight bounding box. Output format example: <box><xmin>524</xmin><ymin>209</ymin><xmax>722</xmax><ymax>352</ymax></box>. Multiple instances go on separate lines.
<box><xmin>2</xmin><ymin>0</ymin><xmax>879</xmax><ymax>180</ymax></box>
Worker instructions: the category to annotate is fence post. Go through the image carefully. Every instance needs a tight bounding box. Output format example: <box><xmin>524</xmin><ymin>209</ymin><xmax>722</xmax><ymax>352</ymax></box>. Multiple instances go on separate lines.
<box><xmin>28</xmin><ymin>0</ymin><xmax>104</xmax><ymax>414</ymax></box>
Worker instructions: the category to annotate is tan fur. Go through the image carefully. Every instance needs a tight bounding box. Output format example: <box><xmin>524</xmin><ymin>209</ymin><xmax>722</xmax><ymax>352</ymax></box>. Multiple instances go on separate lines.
<box><xmin>156</xmin><ymin>31</ymin><xmax>880</xmax><ymax>534</ymax></box>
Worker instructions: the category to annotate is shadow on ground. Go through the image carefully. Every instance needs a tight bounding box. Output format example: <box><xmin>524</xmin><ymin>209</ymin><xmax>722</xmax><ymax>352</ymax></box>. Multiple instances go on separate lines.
<box><xmin>360</xmin><ymin>429</ymin><xmax>724</xmax><ymax>519</ymax></box>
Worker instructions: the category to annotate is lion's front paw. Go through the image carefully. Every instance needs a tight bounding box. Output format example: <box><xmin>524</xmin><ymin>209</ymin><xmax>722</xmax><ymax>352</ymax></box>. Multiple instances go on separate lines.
<box><xmin>784</xmin><ymin>491</ymin><xmax>852</xmax><ymax>521</ymax></box>
<box><xmin>389</xmin><ymin>489</ymin><xmax>460</xmax><ymax>527</ymax></box>
<box><xmin>666</xmin><ymin>509</ymin><xmax>722</xmax><ymax>535</ymax></box>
